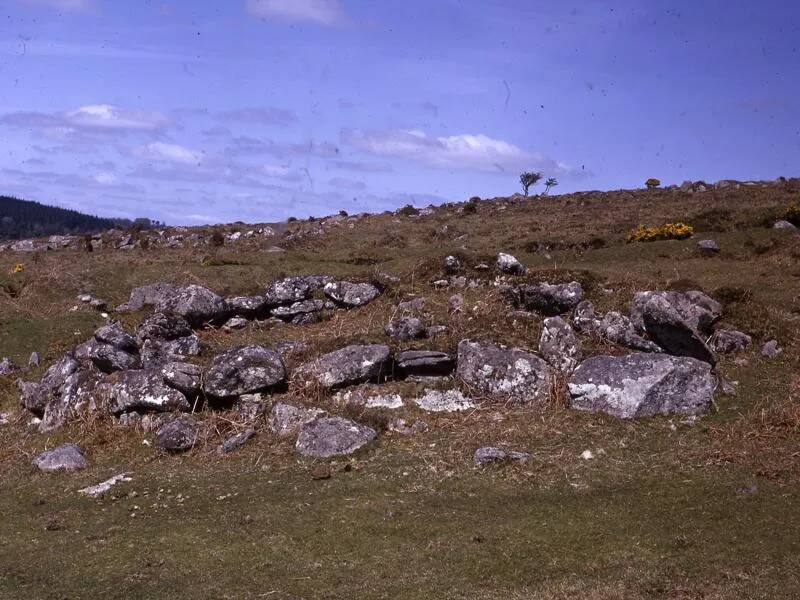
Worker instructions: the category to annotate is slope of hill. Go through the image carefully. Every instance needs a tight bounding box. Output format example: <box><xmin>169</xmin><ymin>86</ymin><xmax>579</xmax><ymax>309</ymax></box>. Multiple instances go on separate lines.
<box><xmin>0</xmin><ymin>195</ymin><xmax>118</xmax><ymax>240</ymax></box>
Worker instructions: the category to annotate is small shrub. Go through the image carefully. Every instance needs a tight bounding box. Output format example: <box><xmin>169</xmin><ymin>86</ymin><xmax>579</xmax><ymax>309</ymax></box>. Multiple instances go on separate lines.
<box><xmin>645</xmin><ymin>178</ymin><xmax>661</xmax><ymax>189</ymax></box>
<box><xmin>520</xmin><ymin>171</ymin><xmax>543</xmax><ymax>196</ymax></box>
<box><xmin>339</xmin><ymin>210</ymin><xmax>348</xmax><ymax>217</ymax></box>
<box><xmin>783</xmin><ymin>202</ymin><xmax>800</xmax><ymax>226</ymax></box>
<box><xmin>287</xmin><ymin>216</ymin><xmax>298</xmax><ymax>222</ymax></box>
<box><xmin>469</xmin><ymin>196</ymin><xmax>481</xmax><ymax>203</ymax></box>
<box><xmin>398</xmin><ymin>204</ymin><xmax>420</xmax><ymax>217</ymax></box>
<box><xmin>626</xmin><ymin>222</ymin><xmax>694</xmax><ymax>243</ymax></box>
<box><xmin>209</xmin><ymin>230</ymin><xmax>225</xmax><ymax>247</ymax></box>
<box><xmin>462</xmin><ymin>202</ymin><xmax>477</xmax><ymax>214</ymax></box>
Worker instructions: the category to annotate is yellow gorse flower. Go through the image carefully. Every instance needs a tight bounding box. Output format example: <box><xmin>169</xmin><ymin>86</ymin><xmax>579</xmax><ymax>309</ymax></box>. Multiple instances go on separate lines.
<box><xmin>10</xmin><ymin>263</ymin><xmax>24</xmax><ymax>274</ymax></box>
<box><xmin>626</xmin><ymin>222</ymin><xmax>694</xmax><ymax>243</ymax></box>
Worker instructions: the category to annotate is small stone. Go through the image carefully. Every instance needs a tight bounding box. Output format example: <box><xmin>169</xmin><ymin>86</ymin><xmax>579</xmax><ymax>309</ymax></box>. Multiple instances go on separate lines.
<box><xmin>28</xmin><ymin>352</ymin><xmax>40</xmax><ymax>369</ymax></box>
<box><xmin>709</xmin><ymin>330</ymin><xmax>751</xmax><ymax>354</ymax></box>
<box><xmin>414</xmin><ymin>389</ymin><xmax>475</xmax><ymax>412</ymax></box>
<box><xmin>773</xmin><ymin>220</ymin><xmax>798</xmax><ymax>231</ymax></box>
<box><xmin>385</xmin><ymin>316</ymin><xmax>426</xmax><ymax>341</ymax></box>
<box><xmin>223</xmin><ymin>317</ymin><xmax>249</xmax><ymax>331</ymax></box>
<box><xmin>762</xmin><ymin>340</ymin><xmax>782</xmax><ymax>358</ymax></box>
<box><xmin>33</xmin><ymin>444</ymin><xmax>88</xmax><ymax>472</ymax></box>
<box><xmin>269</xmin><ymin>403</ymin><xmax>324</xmax><ymax>437</ymax></box>
<box><xmin>449</xmin><ymin>294</ymin><xmax>464</xmax><ymax>314</ymax></box>
<box><xmin>496</xmin><ymin>252</ymin><xmax>525</xmax><ymax>275</ymax></box>
<box><xmin>79</xmin><ymin>474</ymin><xmax>132</xmax><ymax>498</ymax></box>
<box><xmin>155</xmin><ymin>415</ymin><xmax>199</xmax><ymax>453</ymax></box>
<box><xmin>217</xmin><ymin>428</ymin><xmax>256</xmax><ymax>454</ymax></box>
<box><xmin>443</xmin><ymin>255</ymin><xmax>461</xmax><ymax>275</ymax></box>
<box><xmin>474</xmin><ymin>446</ymin><xmax>532</xmax><ymax>467</ymax></box>
<box><xmin>697</xmin><ymin>239</ymin><xmax>720</xmax><ymax>255</ymax></box>
<box><xmin>295</xmin><ymin>416</ymin><xmax>377</xmax><ymax>458</ymax></box>
<box><xmin>0</xmin><ymin>357</ymin><xmax>19</xmax><ymax>376</ymax></box>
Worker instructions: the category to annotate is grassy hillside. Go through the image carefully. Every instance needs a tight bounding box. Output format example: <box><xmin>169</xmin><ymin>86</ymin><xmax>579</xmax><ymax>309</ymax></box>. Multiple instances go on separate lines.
<box><xmin>0</xmin><ymin>182</ymin><xmax>798</xmax><ymax>599</ymax></box>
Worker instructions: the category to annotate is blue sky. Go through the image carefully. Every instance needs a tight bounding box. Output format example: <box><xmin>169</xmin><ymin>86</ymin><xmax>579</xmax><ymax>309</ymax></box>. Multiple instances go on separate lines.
<box><xmin>0</xmin><ymin>0</ymin><xmax>797</xmax><ymax>224</ymax></box>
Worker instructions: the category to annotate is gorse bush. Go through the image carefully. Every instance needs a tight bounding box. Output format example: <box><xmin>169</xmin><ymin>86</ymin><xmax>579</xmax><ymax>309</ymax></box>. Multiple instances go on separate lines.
<box><xmin>626</xmin><ymin>222</ymin><xmax>694</xmax><ymax>243</ymax></box>
<box><xmin>783</xmin><ymin>202</ymin><xmax>800</xmax><ymax>226</ymax></box>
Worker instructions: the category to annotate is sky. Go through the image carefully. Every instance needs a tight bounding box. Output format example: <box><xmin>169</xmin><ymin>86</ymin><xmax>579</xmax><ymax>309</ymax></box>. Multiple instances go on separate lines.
<box><xmin>0</xmin><ymin>0</ymin><xmax>798</xmax><ymax>225</ymax></box>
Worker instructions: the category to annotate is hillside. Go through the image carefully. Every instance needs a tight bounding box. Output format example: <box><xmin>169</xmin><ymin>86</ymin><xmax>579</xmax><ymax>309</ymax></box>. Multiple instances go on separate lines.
<box><xmin>0</xmin><ymin>195</ymin><xmax>142</xmax><ymax>241</ymax></box>
<box><xmin>0</xmin><ymin>179</ymin><xmax>799</xmax><ymax>599</ymax></box>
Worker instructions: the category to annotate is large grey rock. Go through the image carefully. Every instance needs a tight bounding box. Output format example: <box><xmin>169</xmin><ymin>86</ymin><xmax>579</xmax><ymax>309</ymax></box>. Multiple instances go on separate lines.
<box><xmin>271</xmin><ymin>299</ymin><xmax>324</xmax><ymax>324</ymax></box>
<box><xmin>155</xmin><ymin>284</ymin><xmax>230</xmax><ymax>326</ymax></box>
<box><xmin>496</xmin><ymin>252</ymin><xmax>525</xmax><ymax>275</ymax></box>
<box><xmin>87</xmin><ymin>338</ymin><xmax>142</xmax><ymax>373</ymax></box>
<box><xmin>324</xmin><ymin>281</ymin><xmax>381</xmax><ymax>308</ymax></box>
<box><xmin>160</xmin><ymin>361</ymin><xmax>203</xmax><ymax>396</ymax></box>
<box><xmin>0</xmin><ymin>357</ymin><xmax>19</xmax><ymax>376</ymax></box>
<box><xmin>95</xmin><ymin>322</ymin><xmax>138</xmax><ymax>352</ymax></box>
<box><xmin>135</xmin><ymin>313</ymin><xmax>193</xmax><ymax>345</ymax></box>
<box><xmin>295</xmin><ymin>344</ymin><xmax>391</xmax><ymax>389</ymax></box>
<box><xmin>385</xmin><ymin>316</ymin><xmax>426</xmax><ymax>341</ymax></box>
<box><xmin>155</xmin><ymin>415</ymin><xmax>199</xmax><ymax>453</ymax></box>
<box><xmin>569</xmin><ymin>353</ymin><xmax>716</xmax><ymax>418</ymax></box>
<box><xmin>269</xmin><ymin>403</ymin><xmax>325</xmax><ymax>437</ymax></box>
<box><xmin>107</xmin><ymin>369</ymin><xmax>191</xmax><ymax>415</ymax></box>
<box><xmin>631</xmin><ymin>290</ymin><xmax>721</xmax><ymax>334</ymax></box>
<box><xmin>597</xmin><ymin>311</ymin><xmax>662</xmax><ymax>353</ymax></box>
<box><xmin>33</xmin><ymin>444</ymin><xmax>88</xmax><ymax>472</ymax></box>
<box><xmin>505</xmin><ymin>282</ymin><xmax>584</xmax><ymax>316</ymax></box>
<box><xmin>295</xmin><ymin>416</ymin><xmax>377</xmax><ymax>458</ymax></box>
<box><xmin>474</xmin><ymin>447</ymin><xmax>532</xmax><ymax>467</ymax></box>
<box><xmin>20</xmin><ymin>354</ymin><xmax>80</xmax><ymax>416</ymax></box>
<box><xmin>264</xmin><ymin>276</ymin><xmax>330</xmax><ymax>306</ymax></box>
<box><xmin>40</xmin><ymin>369</ymin><xmax>106</xmax><ymax>432</ymax></box>
<box><xmin>641</xmin><ymin>295</ymin><xmax>715</xmax><ymax>365</ymax></box>
<box><xmin>227</xmin><ymin>295</ymin><xmax>269</xmax><ymax>318</ymax></box>
<box><xmin>539</xmin><ymin>316</ymin><xmax>581</xmax><ymax>372</ymax></box>
<box><xmin>117</xmin><ymin>282</ymin><xmax>178</xmax><ymax>312</ymax></box>
<box><xmin>456</xmin><ymin>340</ymin><xmax>551</xmax><ymax>402</ymax></box>
<box><xmin>204</xmin><ymin>346</ymin><xmax>286</xmax><ymax>398</ymax></box>
<box><xmin>140</xmin><ymin>334</ymin><xmax>201</xmax><ymax>367</ymax></box>
<box><xmin>395</xmin><ymin>350</ymin><xmax>455</xmax><ymax>377</ymax></box>
<box><xmin>709</xmin><ymin>330</ymin><xmax>752</xmax><ymax>354</ymax></box>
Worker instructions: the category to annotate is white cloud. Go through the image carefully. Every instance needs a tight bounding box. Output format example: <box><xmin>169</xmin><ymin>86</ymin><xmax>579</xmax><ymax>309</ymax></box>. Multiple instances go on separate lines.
<box><xmin>65</xmin><ymin>105</ymin><xmax>170</xmax><ymax>131</ymax></box>
<box><xmin>93</xmin><ymin>172</ymin><xmax>117</xmax><ymax>185</ymax></box>
<box><xmin>135</xmin><ymin>142</ymin><xmax>203</xmax><ymax>165</ymax></box>
<box><xmin>342</xmin><ymin>128</ymin><xmax>574</xmax><ymax>175</ymax></box>
<box><xmin>246</xmin><ymin>0</ymin><xmax>347</xmax><ymax>26</ymax></box>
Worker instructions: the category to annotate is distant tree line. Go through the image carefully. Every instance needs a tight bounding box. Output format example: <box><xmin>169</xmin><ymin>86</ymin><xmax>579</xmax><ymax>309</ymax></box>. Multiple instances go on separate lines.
<box><xmin>0</xmin><ymin>195</ymin><xmax>160</xmax><ymax>240</ymax></box>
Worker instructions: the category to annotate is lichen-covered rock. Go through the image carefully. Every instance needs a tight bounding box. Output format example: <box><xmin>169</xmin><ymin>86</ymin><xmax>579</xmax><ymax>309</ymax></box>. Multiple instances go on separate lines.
<box><xmin>385</xmin><ymin>316</ymin><xmax>426</xmax><ymax>341</ymax></box>
<box><xmin>539</xmin><ymin>316</ymin><xmax>581</xmax><ymax>372</ymax></box>
<box><xmin>597</xmin><ymin>311</ymin><xmax>662</xmax><ymax>353</ymax></box>
<box><xmin>33</xmin><ymin>444</ymin><xmax>88</xmax><ymax>472</ymax></box>
<box><xmin>569</xmin><ymin>353</ymin><xmax>716</xmax><ymax>418</ymax></box>
<box><xmin>217</xmin><ymin>428</ymin><xmax>256</xmax><ymax>454</ymax></box>
<box><xmin>324</xmin><ymin>281</ymin><xmax>381</xmax><ymax>308</ymax></box>
<box><xmin>334</xmin><ymin>387</ymin><xmax>404</xmax><ymax>409</ymax></box>
<box><xmin>505</xmin><ymin>282</ymin><xmax>584</xmax><ymax>316</ymax></box>
<box><xmin>223</xmin><ymin>317</ymin><xmax>249</xmax><ymax>330</ymax></box>
<box><xmin>204</xmin><ymin>346</ymin><xmax>286</xmax><ymax>399</ymax></box>
<box><xmin>456</xmin><ymin>340</ymin><xmax>551</xmax><ymax>402</ymax></box>
<box><xmin>40</xmin><ymin>369</ymin><xmax>106</xmax><ymax>432</ymax></box>
<box><xmin>135</xmin><ymin>313</ymin><xmax>193</xmax><ymax>345</ymax></box>
<box><xmin>443</xmin><ymin>255</ymin><xmax>461</xmax><ymax>275</ymax></box>
<box><xmin>641</xmin><ymin>295</ymin><xmax>715</xmax><ymax>365</ymax></box>
<box><xmin>395</xmin><ymin>350</ymin><xmax>455</xmax><ymax>378</ymax></box>
<box><xmin>107</xmin><ymin>369</ymin><xmax>191</xmax><ymax>415</ymax></box>
<box><xmin>413</xmin><ymin>389</ymin><xmax>475</xmax><ymax>412</ymax></box>
<box><xmin>295</xmin><ymin>344</ymin><xmax>391</xmax><ymax>389</ymax></box>
<box><xmin>0</xmin><ymin>357</ymin><xmax>19</xmax><ymax>376</ymax></box>
<box><xmin>474</xmin><ymin>446</ymin><xmax>532</xmax><ymax>467</ymax></box>
<box><xmin>117</xmin><ymin>282</ymin><xmax>178</xmax><ymax>312</ymax></box>
<box><xmin>631</xmin><ymin>290</ymin><xmax>721</xmax><ymax>334</ymax></box>
<box><xmin>269</xmin><ymin>402</ymin><xmax>325</xmax><ymax>437</ymax></box>
<box><xmin>155</xmin><ymin>284</ymin><xmax>230</xmax><ymax>326</ymax></box>
<box><xmin>155</xmin><ymin>415</ymin><xmax>199</xmax><ymax>453</ymax></box>
<box><xmin>264</xmin><ymin>276</ymin><xmax>330</xmax><ymax>306</ymax></box>
<box><xmin>227</xmin><ymin>295</ymin><xmax>269</xmax><ymax>318</ymax></box>
<box><xmin>709</xmin><ymin>329</ymin><xmax>752</xmax><ymax>354</ymax></box>
<box><xmin>295</xmin><ymin>416</ymin><xmax>377</xmax><ymax>458</ymax></box>
<box><xmin>20</xmin><ymin>354</ymin><xmax>80</xmax><ymax>417</ymax></box>
<box><xmin>496</xmin><ymin>252</ymin><xmax>525</xmax><ymax>275</ymax></box>
<box><xmin>271</xmin><ymin>299</ymin><xmax>324</xmax><ymax>324</ymax></box>
<box><xmin>159</xmin><ymin>361</ymin><xmax>203</xmax><ymax>396</ymax></box>
<box><xmin>95</xmin><ymin>322</ymin><xmax>138</xmax><ymax>352</ymax></box>
<box><xmin>140</xmin><ymin>334</ymin><xmax>201</xmax><ymax>367</ymax></box>
<box><xmin>762</xmin><ymin>340</ymin><xmax>783</xmax><ymax>358</ymax></box>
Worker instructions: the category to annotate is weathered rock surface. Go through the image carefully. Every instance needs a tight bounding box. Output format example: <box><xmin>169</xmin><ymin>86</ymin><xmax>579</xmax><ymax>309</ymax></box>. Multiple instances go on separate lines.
<box><xmin>539</xmin><ymin>316</ymin><xmax>581</xmax><ymax>372</ymax></box>
<box><xmin>33</xmin><ymin>444</ymin><xmax>88</xmax><ymax>472</ymax></box>
<box><xmin>269</xmin><ymin>403</ymin><xmax>325</xmax><ymax>437</ymax></box>
<box><xmin>295</xmin><ymin>416</ymin><xmax>377</xmax><ymax>458</ymax></box>
<box><xmin>264</xmin><ymin>275</ymin><xmax>330</xmax><ymax>306</ymax></box>
<box><xmin>155</xmin><ymin>415</ymin><xmax>199</xmax><ymax>452</ymax></box>
<box><xmin>117</xmin><ymin>282</ymin><xmax>178</xmax><ymax>312</ymax></box>
<box><xmin>107</xmin><ymin>369</ymin><xmax>191</xmax><ymax>415</ymax></box>
<box><xmin>762</xmin><ymin>340</ymin><xmax>783</xmax><ymax>358</ymax></box>
<box><xmin>334</xmin><ymin>387</ymin><xmax>404</xmax><ymax>409</ymax></box>
<box><xmin>697</xmin><ymin>239</ymin><xmax>720</xmax><ymax>254</ymax></box>
<box><xmin>86</xmin><ymin>338</ymin><xmax>142</xmax><ymax>373</ymax></box>
<box><xmin>456</xmin><ymin>340</ymin><xmax>551</xmax><ymax>401</ymax></box>
<box><xmin>227</xmin><ymin>295</ymin><xmax>269</xmax><ymax>318</ymax></box>
<box><xmin>709</xmin><ymin>329</ymin><xmax>752</xmax><ymax>354</ymax></box>
<box><xmin>395</xmin><ymin>350</ymin><xmax>455</xmax><ymax>377</ymax></box>
<box><xmin>295</xmin><ymin>344</ymin><xmax>391</xmax><ymax>389</ymax></box>
<box><xmin>474</xmin><ymin>447</ymin><xmax>532</xmax><ymax>467</ymax></box>
<box><xmin>641</xmin><ymin>295</ymin><xmax>715</xmax><ymax>365</ymax></box>
<box><xmin>136</xmin><ymin>313</ymin><xmax>193</xmax><ymax>345</ymax></box>
<box><xmin>0</xmin><ymin>358</ymin><xmax>19</xmax><ymax>376</ymax></box>
<box><xmin>20</xmin><ymin>354</ymin><xmax>80</xmax><ymax>416</ymax></box>
<box><xmin>324</xmin><ymin>281</ymin><xmax>381</xmax><ymax>308</ymax></box>
<box><xmin>217</xmin><ymin>428</ymin><xmax>256</xmax><ymax>454</ymax></box>
<box><xmin>155</xmin><ymin>284</ymin><xmax>230</xmax><ymax>326</ymax></box>
<box><xmin>140</xmin><ymin>334</ymin><xmax>201</xmax><ymax>367</ymax></box>
<box><xmin>496</xmin><ymin>252</ymin><xmax>525</xmax><ymax>275</ymax></box>
<box><xmin>414</xmin><ymin>389</ymin><xmax>475</xmax><ymax>412</ymax></box>
<box><xmin>40</xmin><ymin>369</ymin><xmax>106</xmax><ymax>432</ymax></box>
<box><xmin>577</xmin><ymin>305</ymin><xmax>663</xmax><ymax>353</ymax></box>
<box><xmin>159</xmin><ymin>361</ymin><xmax>203</xmax><ymax>396</ymax></box>
<box><xmin>204</xmin><ymin>346</ymin><xmax>286</xmax><ymax>398</ymax></box>
<box><xmin>443</xmin><ymin>255</ymin><xmax>461</xmax><ymax>275</ymax></box>
<box><xmin>385</xmin><ymin>316</ymin><xmax>426</xmax><ymax>341</ymax></box>
<box><xmin>569</xmin><ymin>353</ymin><xmax>716</xmax><ymax>418</ymax></box>
<box><xmin>773</xmin><ymin>220</ymin><xmax>798</xmax><ymax>231</ymax></box>
<box><xmin>505</xmin><ymin>282</ymin><xmax>584</xmax><ymax>316</ymax></box>
<box><xmin>271</xmin><ymin>299</ymin><xmax>324</xmax><ymax>324</ymax></box>
<box><xmin>631</xmin><ymin>290</ymin><xmax>721</xmax><ymax>334</ymax></box>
